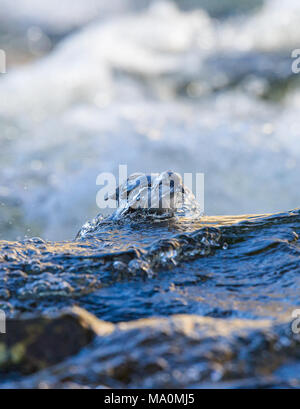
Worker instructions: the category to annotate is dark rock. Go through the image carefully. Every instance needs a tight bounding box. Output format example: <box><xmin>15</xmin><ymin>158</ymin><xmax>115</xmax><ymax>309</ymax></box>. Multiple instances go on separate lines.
<box><xmin>0</xmin><ymin>307</ymin><xmax>113</xmax><ymax>375</ymax></box>
<box><xmin>1</xmin><ymin>314</ymin><xmax>299</xmax><ymax>388</ymax></box>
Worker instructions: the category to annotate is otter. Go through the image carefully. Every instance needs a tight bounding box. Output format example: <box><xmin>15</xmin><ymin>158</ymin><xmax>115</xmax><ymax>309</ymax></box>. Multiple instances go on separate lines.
<box><xmin>77</xmin><ymin>170</ymin><xmax>201</xmax><ymax>239</ymax></box>
<box><xmin>105</xmin><ymin>171</ymin><xmax>190</xmax><ymax>219</ymax></box>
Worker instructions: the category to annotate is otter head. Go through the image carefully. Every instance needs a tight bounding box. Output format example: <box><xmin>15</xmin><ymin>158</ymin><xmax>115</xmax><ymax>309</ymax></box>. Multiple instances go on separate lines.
<box><xmin>105</xmin><ymin>171</ymin><xmax>190</xmax><ymax>218</ymax></box>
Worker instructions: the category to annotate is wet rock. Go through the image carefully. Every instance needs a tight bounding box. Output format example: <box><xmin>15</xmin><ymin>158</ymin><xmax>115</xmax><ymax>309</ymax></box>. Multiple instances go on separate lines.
<box><xmin>1</xmin><ymin>314</ymin><xmax>299</xmax><ymax>388</ymax></box>
<box><xmin>0</xmin><ymin>307</ymin><xmax>113</xmax><ymax>375</ymax></box>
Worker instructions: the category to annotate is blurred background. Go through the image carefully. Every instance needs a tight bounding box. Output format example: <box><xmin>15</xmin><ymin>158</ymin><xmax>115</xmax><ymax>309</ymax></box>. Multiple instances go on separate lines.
<box><xmin>0</xmin><ymin>0</ymin><xmax>300</xmax><ymax>241</ymax></box>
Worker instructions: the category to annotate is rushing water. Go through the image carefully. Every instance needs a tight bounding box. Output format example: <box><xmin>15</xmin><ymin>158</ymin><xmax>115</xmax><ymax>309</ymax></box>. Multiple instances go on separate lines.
<box><xmin>0</xmin><ymin>0</ymin><xmax>300</xmax><ymax>389</ymax></box>
<box><xmin>0</xmin><ymin>189</ymin><xmax>299</xmax><ymax>387</ymax></box>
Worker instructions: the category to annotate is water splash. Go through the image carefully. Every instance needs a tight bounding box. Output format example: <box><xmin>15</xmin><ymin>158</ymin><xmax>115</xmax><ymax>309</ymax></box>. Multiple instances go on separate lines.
<box><xmin>79</xmin><ymin>170</ymin><xmax>202</xmax><ymax>235</ymax></box>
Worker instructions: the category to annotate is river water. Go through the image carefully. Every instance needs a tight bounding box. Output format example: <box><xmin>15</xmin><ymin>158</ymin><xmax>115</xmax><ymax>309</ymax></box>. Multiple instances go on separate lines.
<box><xmin>0</xmin><ymin>0</ymin><xmax>299</xmax><ymax>388</ymax></box>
